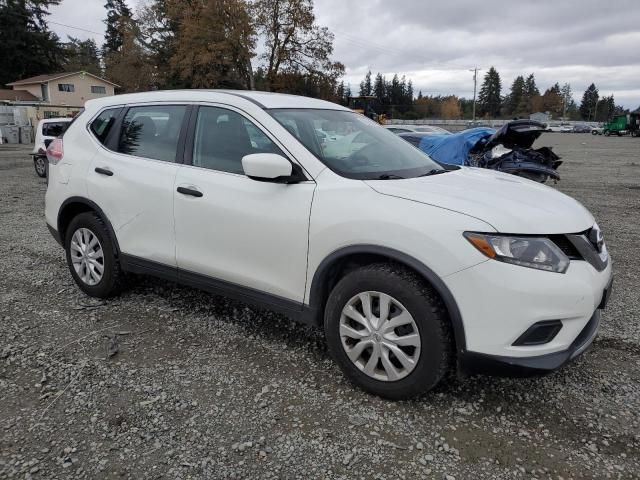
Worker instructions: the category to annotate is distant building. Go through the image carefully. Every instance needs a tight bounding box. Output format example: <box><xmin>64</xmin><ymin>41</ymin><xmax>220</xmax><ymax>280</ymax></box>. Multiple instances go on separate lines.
<box><xmin>529</xmin><ymin>112</ymin><xmax>550</xmax><ymax>123</ymax></box>
<box><xmin>1</xmin><ymin>71</ymin><xmax>119</xmax><ymax>126</ymax></box>
<box><xmin>6</xmin><ymin>71</ymin><xmax>118</xmax><ymax>106</ymax></box>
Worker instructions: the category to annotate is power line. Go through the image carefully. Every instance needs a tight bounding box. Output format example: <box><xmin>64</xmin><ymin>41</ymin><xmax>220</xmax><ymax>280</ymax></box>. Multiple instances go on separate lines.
<box><xmin>48</xmin><ymin>20</ymin><xmax>103</xmax><ymax>37</ymax></box>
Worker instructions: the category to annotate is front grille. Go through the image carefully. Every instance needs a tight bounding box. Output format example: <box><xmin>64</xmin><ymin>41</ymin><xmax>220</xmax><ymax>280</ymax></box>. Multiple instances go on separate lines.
<box><xmin>549</xmin><ymin>234</ymin><xmax>582</xmax><ymax>259</ymax></box>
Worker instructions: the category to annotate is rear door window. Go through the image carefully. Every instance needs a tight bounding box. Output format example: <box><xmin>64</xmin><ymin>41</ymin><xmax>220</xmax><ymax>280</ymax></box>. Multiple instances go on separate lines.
<box><xmin>42</xmin><ymin>122</ymin><xmax>70</xmax><ymax>137</ymax></box>
<box><xmin>117</xmin><ymin>105</ymin><xmax>187</xmax><ymax>162</ymax></box>
<box><xmin>89</xmin><ymin>108</ymin><xmax>121</xmax><ymax>145</ymax></box>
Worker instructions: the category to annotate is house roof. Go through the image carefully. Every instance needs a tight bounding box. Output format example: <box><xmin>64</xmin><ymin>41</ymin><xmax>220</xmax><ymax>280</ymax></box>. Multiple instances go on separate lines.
<box><xmin>0</xmin><ymin>89</ymin><xmax>39</xmax><ymax>102</ymax></box>
<box><xmin>7</xmin><ymin>71</ymin><xmax>120</xmax><ymax>87</ymax></box>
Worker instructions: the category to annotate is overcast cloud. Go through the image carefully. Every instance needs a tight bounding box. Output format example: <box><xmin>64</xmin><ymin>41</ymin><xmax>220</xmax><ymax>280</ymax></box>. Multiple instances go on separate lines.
<box><xmin>49</xmin><ymin>0</ymin><xmax>640</xmax><ymax>108</ymax></box>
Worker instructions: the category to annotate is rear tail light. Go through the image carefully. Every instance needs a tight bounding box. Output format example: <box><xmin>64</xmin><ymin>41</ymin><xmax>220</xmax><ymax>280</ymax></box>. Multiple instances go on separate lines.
<box><xmin>46</xmin><ymin>138</ymin><xmax>64</xmax><ymax>165</ymax></box>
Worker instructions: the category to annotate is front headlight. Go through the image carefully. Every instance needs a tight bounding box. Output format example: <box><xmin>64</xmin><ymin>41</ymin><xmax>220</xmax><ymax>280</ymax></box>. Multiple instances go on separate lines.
<box><xmin>464</xmin><ymin>232</ymin><xmax>570</xmax><ymax>273</ymax></box>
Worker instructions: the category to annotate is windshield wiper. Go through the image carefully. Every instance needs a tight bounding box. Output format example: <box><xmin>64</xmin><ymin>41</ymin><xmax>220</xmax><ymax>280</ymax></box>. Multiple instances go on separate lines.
<box><xmin>376</xmin><ymin>174</ymin><xmax>406</xmax><ymax>180</ymax></box>
<box><xmin>418</xmin><ymin>169</ymin><xmax>448</xmax><ymax>177</ymax></box>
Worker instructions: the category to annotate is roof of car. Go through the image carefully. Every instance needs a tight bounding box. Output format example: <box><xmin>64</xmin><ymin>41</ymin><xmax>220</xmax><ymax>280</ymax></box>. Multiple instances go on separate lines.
<box><xmin>84</xmin><ymin>89</ymin><xmax>350</xmax><ymax>111</ymax></box>
<box><xmin>39</xmin><ymin>117</ymin><xmax>73</xmax><ymax>123</ymax></box>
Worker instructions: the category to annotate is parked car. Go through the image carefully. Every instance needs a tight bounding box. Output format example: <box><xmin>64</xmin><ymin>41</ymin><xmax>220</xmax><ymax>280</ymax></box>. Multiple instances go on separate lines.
<box><xmin>385</xmin><ymin>124</ymin><xmax>451</xmax><ymax>135</ymax></box>
<box><xmin>32</xmin><ymin>117</ymin><xmax>72</xmax><ymax>177</ymax></box>
<box><xmin>45</xmin><ymin>90</ymin><xmax>613</xmax><ymax>399</ymax></box>
<box><xmin>591</xmin><ymin>125</ymin><xmax>604</xmax><ymax>135</ymax></box>
<box><xmin>545</xmin><ymin>123</ymin><xmax>573</xmax><ymax>133</ymax></box>
<box><xmin>572</xmin><ymin>124</ymin><xmax>591</xmax><ymax>133</ymax></box>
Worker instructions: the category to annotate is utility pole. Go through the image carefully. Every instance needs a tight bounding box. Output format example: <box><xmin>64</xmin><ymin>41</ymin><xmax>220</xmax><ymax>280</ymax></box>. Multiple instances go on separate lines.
<box><xmin>470</xmin><ymin>67</ymin><xmax>479</xmax><ymax>123</ymax></box>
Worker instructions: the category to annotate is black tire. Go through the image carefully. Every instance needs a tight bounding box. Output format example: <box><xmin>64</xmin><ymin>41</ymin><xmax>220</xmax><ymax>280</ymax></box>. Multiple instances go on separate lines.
<box><xmin>65</xmin><ymin>212</ymin><xmax>125</xmax><ymax>298</ymax></box>
<box><xmin>324</xmin><ymin>263</ymin><xmax>452</xmax><ymax>400</ymax></box>
<box><xmin>34</xmin><ymin>156</ymin><xmax>47</xmax><ymax>178</ymax></box>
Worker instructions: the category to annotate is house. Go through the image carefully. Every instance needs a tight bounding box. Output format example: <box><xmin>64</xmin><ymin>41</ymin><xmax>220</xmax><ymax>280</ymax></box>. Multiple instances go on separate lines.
<box><xmin>2</xmin><ymin>71</ymin><xmax>118</xmax><ymax>127</ymax></box>
<box><xmin>6</xmin><ymin>71</ymin><xmax>118</xmax><ymax>107</ymax></box>
<box><xmin>529</xmin><ymin>112</ymin><xmax>551</xmax><ymax>123</ymax></box>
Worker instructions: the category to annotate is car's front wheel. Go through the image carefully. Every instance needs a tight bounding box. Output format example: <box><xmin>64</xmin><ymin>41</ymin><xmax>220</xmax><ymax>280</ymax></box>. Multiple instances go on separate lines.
<box><xmin>65</xmin><ymin>212</ymin><xmax>124</xmax><ymax>298</ymax></box>
<box><xmin>324</xmin><ymin>264</ymin><xmax>452</xmax><ymax>399</ymax></box>
<box><xmin>34</xmin><ymin>156</ymin><xmax>47</xmax><ymax>178</ymax></box>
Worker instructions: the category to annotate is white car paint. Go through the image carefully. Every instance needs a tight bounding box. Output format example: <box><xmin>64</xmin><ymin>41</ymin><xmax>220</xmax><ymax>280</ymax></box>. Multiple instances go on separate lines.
<box><xmin>32</xmin><ymin>117</ymin><xmax>72</xmax><ymax>156</ymax></box>
<box><xmin>45</xmin><ymin>89</ymin><xmax>612</xmax><ymax>370</ymax></box>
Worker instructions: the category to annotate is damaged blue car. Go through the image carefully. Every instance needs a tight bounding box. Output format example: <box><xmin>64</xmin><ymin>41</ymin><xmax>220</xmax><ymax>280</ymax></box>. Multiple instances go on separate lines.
<box><xmin>398</xmin><ymin>120</ymin><xmax>562</xmax><ymax>183</ymax></box>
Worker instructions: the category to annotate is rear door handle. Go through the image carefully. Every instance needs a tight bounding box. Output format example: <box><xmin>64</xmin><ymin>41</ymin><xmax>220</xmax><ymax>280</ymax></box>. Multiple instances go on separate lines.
<box><xmin>177</xmin><ymin>186</ymin><xmax>203</xmax><ymax>198</ymax></box>
<box><xmin>95</xmin><ymin>167</ymin><xmax>113</xmax><ymax>176</ymax></box>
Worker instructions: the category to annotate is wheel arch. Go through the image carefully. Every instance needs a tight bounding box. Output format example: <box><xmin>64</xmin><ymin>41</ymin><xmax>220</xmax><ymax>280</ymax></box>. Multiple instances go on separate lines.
<box><xmin>307</xmin><ymin>245</ymin><xmax>467</xmax><ymax>353</ymax></box>
<box><xmin>57</xmin><ymin>197</ymin><xmax>120</xmax><ymax>255</ymax></box>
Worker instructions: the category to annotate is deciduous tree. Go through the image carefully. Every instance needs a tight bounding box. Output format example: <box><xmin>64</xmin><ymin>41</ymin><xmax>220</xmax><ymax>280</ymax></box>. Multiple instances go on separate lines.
<box><xmin>253</xmin><ymin>0</ymin><xmax>344</xmax><ymax>92</ymax></box>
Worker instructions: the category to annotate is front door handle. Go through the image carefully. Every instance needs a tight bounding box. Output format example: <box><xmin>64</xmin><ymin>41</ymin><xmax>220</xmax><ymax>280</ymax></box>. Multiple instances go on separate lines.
<box><xmin>95</xmin><ymin>167</ymin><xmax>113</xmax><ymax>176</ymax></box>
<box><xmin>177</xmin><ymin>186</ymin><xmax>203</xmax><ymax>198</ymax></box>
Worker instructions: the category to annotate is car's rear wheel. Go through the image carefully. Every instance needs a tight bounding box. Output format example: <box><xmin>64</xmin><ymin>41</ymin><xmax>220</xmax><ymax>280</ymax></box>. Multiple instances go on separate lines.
<box><xmin>34</xmin><ymin>156</ymin><xmax>47</xmax><ymax>178</ymax></box>
<box><xmin>65</xmin><ymin>212</ymin><xmax>124</xmax><ymax>298</ymax></box>
<box><xmin>324</xmin><ymin>263</ymin><xmax>452</xmax><ymax>399</ymax></box>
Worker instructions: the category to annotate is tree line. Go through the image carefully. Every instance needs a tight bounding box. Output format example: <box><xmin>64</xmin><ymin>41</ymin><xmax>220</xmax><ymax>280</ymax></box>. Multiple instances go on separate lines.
<box><xmin>354</xmin><ymin>66</ymin><xmax>628</xmax><ymax>122</ymax></box>
<box><xmin>0</xmin><ymin>0</ymin><xmax>345</xmax><ymax>100</ymax></box>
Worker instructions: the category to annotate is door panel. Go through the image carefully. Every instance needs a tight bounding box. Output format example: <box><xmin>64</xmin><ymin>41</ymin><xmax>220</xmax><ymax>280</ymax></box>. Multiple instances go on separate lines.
<box><xmin>174</xmin><ymin>169</ymin><xmax>315</xmax><ymax>302</ymax></box>
<box><xmin>86</xmin><ymin>104</ymin><xmax>187</xmax><ymax>266</ymax></box>
<box><xmin>174</xmin><ymin>105</ymin><xmax>315</xmax><ymax>302</ymax></box>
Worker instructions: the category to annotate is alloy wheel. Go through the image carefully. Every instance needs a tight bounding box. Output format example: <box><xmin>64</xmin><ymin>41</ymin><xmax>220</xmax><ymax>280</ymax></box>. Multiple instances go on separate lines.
<box><xmin>35</xmin><ymin>157</ymin><xmax>46</xmax><ymax>176</ymax></box>
<box><xmin>339</xmin><ymin>291</ymin><xmax>421</xmax><ymax>381</ymax></box>
<box><xmin>70</xmin><ymin>228</ymin><xmax>104</xmax><ymax>286</ymax></box>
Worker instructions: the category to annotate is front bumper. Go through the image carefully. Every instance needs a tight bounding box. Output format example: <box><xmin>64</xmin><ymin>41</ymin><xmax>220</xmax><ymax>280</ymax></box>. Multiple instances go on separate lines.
<box><xmin>444</xmin><ymin>253</ymin><xmax>612</xmax><ymax>358</ymax></box>
<box><xmin>459</xmin><ymin>308</ymin><xmax>602</xmax><ymax>375</ymax></box>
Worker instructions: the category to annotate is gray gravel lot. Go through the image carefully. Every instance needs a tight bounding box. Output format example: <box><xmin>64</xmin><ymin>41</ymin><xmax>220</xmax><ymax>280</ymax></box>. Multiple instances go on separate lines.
<box><xmin>1</xmin><ymin>134</ymin><xmax>639</xmax><ymax>479</ymax></box>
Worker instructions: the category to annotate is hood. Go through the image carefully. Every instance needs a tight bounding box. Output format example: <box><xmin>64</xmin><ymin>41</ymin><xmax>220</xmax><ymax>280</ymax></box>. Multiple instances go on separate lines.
<box><xmin>483</xmin><ymin>120</ymin><xmax>546</xmax><ymax>150</ymax></box>
<box><xmin>365</xmin><ymin>167</ymin><xmax>594</xmax><ymax>234</ymax></box>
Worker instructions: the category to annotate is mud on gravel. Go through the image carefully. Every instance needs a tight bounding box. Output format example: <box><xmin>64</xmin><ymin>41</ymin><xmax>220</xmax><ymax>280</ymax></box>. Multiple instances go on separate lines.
<box><xmin>1</xmin><ymin>134</ymin><xmax>639</xmax><ymax>479</ymax></box>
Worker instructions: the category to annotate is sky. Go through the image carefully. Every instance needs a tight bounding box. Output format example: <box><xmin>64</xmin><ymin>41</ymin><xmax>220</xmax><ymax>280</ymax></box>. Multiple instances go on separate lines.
<box><xmin>48</xmin><ymin>0</ymin><xmax>640</xmax><ymax>109</ymax></box>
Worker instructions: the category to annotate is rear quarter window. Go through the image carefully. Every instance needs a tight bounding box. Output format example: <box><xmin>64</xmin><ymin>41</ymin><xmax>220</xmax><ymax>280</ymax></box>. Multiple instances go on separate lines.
<box><xmin>90</xmin><ymin>108</ymin><xmax>121</xmax><ymax>145</ymax></box>
<box><xmin>42</xmin><ymin>122</ymin><xmax>70</xmax><ymax>137</ymax></box>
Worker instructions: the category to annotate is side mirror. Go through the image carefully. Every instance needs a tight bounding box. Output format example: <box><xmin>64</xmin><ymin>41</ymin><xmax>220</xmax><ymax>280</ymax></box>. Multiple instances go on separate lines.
<box><xmin>242</xmin><ymin>153</ymin><xmax>301</xmax><ymax>183</ymax></box>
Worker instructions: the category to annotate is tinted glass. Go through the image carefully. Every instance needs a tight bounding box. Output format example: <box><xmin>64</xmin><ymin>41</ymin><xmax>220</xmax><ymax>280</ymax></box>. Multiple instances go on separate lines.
<box><xmin>270</xmin><ymin>109</ymin><xmax>442</xmax><ymax>179</ymax></box>
<box><xmin>42</xmin><ymin>122</ymin><xmax>70</xmax><ymax>137</ymax></box>
<box><xmin>192</xmin><ymin>107</ymin><xmax>284</xmax><ymax>174</ymax></box>
<box><xmin>91</xmin><ymin>86</ymin><xmax>106</xmax><ymax>94</ymax></box>
<box><xmin>90</xmin><ymin>108</ymin><xmax>120</xmax><ymax>145</ymax></box>
<box><xmin>118</xmin><ymin>105</ymin><xmax>186</xmax><ymax>162</ymax></box>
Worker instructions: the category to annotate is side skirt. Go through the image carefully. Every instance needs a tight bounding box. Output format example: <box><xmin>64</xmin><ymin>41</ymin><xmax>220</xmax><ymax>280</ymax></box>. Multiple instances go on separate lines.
<box><xmin>119</xmin><ymin>254</ymin><xmax>316</xmax><ymax>326</ymax></box>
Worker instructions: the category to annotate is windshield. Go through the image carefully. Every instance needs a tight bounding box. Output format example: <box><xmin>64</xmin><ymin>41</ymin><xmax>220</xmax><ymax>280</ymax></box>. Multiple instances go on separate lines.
<box><xmin>269</xmin><ymin>109</ymin><xmax>444</xmax><ymax>179</ymax></box>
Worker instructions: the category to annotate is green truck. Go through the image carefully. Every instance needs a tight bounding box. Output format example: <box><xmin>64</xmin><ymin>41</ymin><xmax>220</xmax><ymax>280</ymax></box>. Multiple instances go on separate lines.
<box><xmin>603</xmin><ymin>113</ymin><xmax>640</xmax><ymax>137</ymax></box>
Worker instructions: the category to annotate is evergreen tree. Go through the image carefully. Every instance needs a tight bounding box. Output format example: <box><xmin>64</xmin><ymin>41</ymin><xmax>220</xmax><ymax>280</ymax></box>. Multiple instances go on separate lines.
<box><xmin>579</xmin><ymin>83</ymin><xmax>599</xmax><ymax>120</ymax></box>
<box><xmin>373</xmin><ymin>73</ymin><xmax>385</xmax><ymax>103</ymax></box>
<box><xmin>477</xmin><ymin>66</ymin><xmax>502</xmax><ymax>118</ymax></box>
<box><xmin>359</xmin><ymin>70</ymin><xmax>372</xmax><ymax>96</ymax></box>
<box><xmin>62</xmin><ymin>37</ymin><xmax>101</xmax><ymax>75</ymax></box>
<box><xmin>103</xmin><ymin>0</ymin><xmax>132</xmax><ymax>57</ymax></box>
<box><xmin>406</xmin><ymin>80</ymin><xmax>414</xmax><ymax>104</ymax></box>
<box><xmin>0</xmin><ymin>0</ymin><xmax>63</xmax><ymax>86</ymax></box>
<box><xmin>343</xmin><ymin>83</ymin><xmax>352</xmax><ymax>105</ymax></box>
<box><xmin>507</xmin><ymin>75</ymin><xmax>525</xmax><ymax>116</ymax></box>
<box><xmin>524</xmin><ymin>74</ymin><xmax>539</xmax><ymax>97</ymax></box>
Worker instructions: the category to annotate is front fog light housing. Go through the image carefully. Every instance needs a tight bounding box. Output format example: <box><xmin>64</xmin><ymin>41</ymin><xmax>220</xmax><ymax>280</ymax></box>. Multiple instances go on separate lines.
<box><xmin>464</xmin><ymin>232</ymin><xmax>570</xmax><ymax>273</ymax></box>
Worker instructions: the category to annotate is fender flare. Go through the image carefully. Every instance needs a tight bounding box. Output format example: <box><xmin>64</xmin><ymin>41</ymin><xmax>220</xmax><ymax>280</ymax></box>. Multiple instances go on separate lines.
<box><xmin>308</xmin><ymin>245</ymin><xmax>467</xmax><ymax>353</ymax></box>
<box><xmin>57</xmin><ymin>196</ymin><xmax>121</xmax><ymax>255</ymax></box>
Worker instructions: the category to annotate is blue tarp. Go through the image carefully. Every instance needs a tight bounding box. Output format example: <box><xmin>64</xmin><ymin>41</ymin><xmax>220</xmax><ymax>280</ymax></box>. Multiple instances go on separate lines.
<box><xmin>417</xmin><ymin>127</ymin><xmax>496</xmax><ymax>165</ymax></box>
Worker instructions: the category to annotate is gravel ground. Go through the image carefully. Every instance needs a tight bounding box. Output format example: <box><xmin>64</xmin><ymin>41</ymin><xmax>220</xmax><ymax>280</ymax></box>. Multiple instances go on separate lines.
<box><xmin>1</xmin><ymin>135</ymin><xmax>639</xmax><ymax>479</ymax></box>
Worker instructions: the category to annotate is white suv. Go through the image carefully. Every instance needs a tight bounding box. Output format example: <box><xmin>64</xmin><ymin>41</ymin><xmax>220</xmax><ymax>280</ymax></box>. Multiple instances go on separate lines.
<box><xmin>45</xmin><ymin>90</ymin><xmax>613</xmax><ymax>399</ymax></box>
